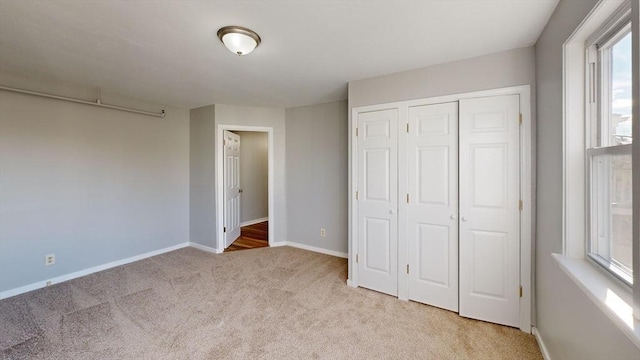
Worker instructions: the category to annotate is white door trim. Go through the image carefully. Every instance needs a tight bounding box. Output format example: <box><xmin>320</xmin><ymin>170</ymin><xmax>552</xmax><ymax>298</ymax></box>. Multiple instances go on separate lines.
<box><xmin>216</xmin><ymin>125</ymin><xmax>274</xmax><ymax>252</ymax></box>
<box><xmin>348</xmin><ymin>85</ymin><xmax>533</xmax><ymax>332</ymax></box>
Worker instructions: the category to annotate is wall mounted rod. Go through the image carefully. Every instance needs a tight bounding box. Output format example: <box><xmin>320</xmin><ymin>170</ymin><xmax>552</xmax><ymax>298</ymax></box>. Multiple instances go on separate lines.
<box><xmin>0</xmin><ymin>85</ymin><xmax>165</xmax><ymax>118</ymax></box>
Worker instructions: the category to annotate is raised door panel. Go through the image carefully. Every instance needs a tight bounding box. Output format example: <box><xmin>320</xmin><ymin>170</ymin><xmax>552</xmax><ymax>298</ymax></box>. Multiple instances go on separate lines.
<box><xmin>418</xmin><ymin>146</ymin><xmax>450</xmax><ymax>206</ymax></box>
<box><xmin>468</xmin><ymin>230</ymin><xmax>508</xmax><ymax>299</ymax></box>
<box><xmin>470</xmin><ymin>144</ymin><xmax>508</xmax><ymax>209</ymax></box>
<box><xmin>364</xmin><ymin>217</ymin><xmax>392</xmax><ymax>273</ymax></box>
<box><xmin>417</xmin><ymin>223</ymin><xmax>450</xmax><ymax>286</ymax></box>
<box><xmin>364</xmin><ymin>149</ymin><xmax>391</xmax><ymax>202</ymax></box>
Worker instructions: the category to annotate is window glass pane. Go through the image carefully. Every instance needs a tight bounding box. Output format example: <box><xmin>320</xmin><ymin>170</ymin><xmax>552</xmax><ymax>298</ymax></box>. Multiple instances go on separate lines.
<box><xmin>590</xmin><ymin>152</ymin><xmax>633</xmax><ymax>279</ymax></box>
<box><xmin>608</xmin><ymin>32</ymin><xmax>632</xmax><ymax>146</ymax></box>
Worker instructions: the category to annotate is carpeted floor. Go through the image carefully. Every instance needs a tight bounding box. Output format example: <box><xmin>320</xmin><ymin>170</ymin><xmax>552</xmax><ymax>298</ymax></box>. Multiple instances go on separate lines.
<box><xmin>0</xmin><ymin>246</ymin><xmax>542</xmax><ymax>359</ymax></box>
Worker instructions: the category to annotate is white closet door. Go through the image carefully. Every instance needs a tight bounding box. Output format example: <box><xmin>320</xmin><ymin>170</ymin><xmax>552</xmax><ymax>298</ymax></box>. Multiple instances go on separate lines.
<box><xmin>459</xmin><ymin>95</ymin><xmax>521</xmax><ymax>327</ymax></box>
<box><xmin>224</xmin><ymin>130</ymin><xmax>241</xmax><ymax>248</ymax></box>
<box><xmin>407</xmin><ymin>102</ymin><xmax>459</xmax><ymax>312</ymax></box>
<box><xmin>357</xmin><ymin>108</ymin><xmax>398</xmax><ymax>296</ymax></box>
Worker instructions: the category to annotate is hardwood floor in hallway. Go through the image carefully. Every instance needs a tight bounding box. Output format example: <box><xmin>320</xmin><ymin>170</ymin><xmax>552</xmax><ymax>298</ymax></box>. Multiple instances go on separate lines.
<box><xmin>224</xmin><ymin>221</ymin><xmax>268</xmax><ymax>252</ymax></box>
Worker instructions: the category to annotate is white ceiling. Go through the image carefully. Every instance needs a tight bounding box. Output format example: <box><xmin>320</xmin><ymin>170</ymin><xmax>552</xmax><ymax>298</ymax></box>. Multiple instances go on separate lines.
<box><xmin>0</xmin><ymin>0</ymin><xmax>558</xmax><ymax>109</ymax></box>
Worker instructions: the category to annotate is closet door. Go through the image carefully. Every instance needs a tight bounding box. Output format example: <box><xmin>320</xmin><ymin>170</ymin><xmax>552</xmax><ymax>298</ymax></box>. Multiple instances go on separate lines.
<box><xmin>459</xmin><ymin>95</ymin><xmax>521</xmax><ymax>327</ymax></box>
<box><xmin>407</xmin><ymin>102</ymin><xmax>459</xmax><ymax>312</ymax></box>
<box><xmin>356</xmin><ymin>108</ymin><xmax>399</xmax><ymax>296</ymax></box>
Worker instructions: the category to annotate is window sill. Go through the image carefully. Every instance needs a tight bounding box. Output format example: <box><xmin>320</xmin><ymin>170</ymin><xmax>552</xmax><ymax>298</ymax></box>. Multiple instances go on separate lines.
<box><xmin>552</xmin><ymin>253</ymin><xmax>640</xmax><ymax>348</ymax></box>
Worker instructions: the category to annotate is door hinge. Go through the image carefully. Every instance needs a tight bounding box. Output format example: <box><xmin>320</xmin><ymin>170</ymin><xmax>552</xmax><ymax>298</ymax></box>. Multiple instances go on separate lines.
<box><xmin>355</xmin><ymin>127</ymin><xmax>359</xmax><ymax>137</ymax></box>
<box><xmin>519</xmin><ymin>200</ymin><xmax>523</xmax><ymax>211</ymax></box>
<box><xmin>406</xmin><ymin>264</ymin><xmax>409</xmax><ymax>274</ymax></box>
<box><xmin>355</xmin><ymin>191</ymin><xmax>359</xmax><ymax>200</ymax></box>
<box><xmin>356</xmin><ymin>254</ymin><xmax>359</xmax><ymax>263</ymax></box>
<box><xmin>406</xmin><ymin>123</ymin><xmax>409</xmax><ymax>133</ymax></box>
<box><xmin>519</xmin><ymin>285</ymin><xmax>523</xmax><ymax>298</ymax></box>
<box><xmin>223</xmin><ymin>139</ymin><xmax>227</xmax><ymax>146</ymax></box>
<box><xmin>406</xmin><ymin>194</ymin><xmax>409</xmax><ymax>203</ymax></box>
<box><xmin>519</xmin><ymin>113</ymin><xmax>523</xmax><ymax>125</ymax></box>
<box><xmin>223</xmin><ymin>226</ymin><xmax>227</xmax><ymax>233</ymax></box>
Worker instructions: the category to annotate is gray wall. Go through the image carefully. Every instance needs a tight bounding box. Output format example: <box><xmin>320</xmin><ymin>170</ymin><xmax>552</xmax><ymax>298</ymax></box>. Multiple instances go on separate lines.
<box><xmin>347</xmin><ymin>46</ymin><xmax>536</xmax><ymax>282</ymax></box>
<box><xmin>215</xmin><ymin>104</ymin><xmax>287</xmax><ymax>245</ymax></box>
<box><xmin>235</xmin><ymin>131</ymin><xmax>268</xmax><ymax>224</ymax></box>
<box><xmin>285</xmin><ymin>100</ymin><xmax>348</xmax><ymax>254</ymax></box>
<box><xmin>0</xmin><ymin>74</ymin><xmax>190</xmax><ymax>294</ymax></box>
<box><xmin>349</xmin><ymin>47</ymin><xmax>535</xmax><ymax>108</ymax></box>
<box><xmin>535</xmin><ymin>1</ymin><xmax>639</xmax><ymax>358</ymax></box>
<box><xmin>189</xmin><ymin>105</ymin><xmax>216</xmax><ymax>249</ymax></box>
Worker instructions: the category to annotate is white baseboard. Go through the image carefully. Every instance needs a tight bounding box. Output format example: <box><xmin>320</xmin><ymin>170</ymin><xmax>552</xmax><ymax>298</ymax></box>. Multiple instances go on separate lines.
<box><xmin>532</xmin><ymin>327</ymin><xmax>551</xmax><ymax>360</ymax></box>
<box><xmin>240</xmin><ymin>217</ymin><xmax>268</xmax><ymax>227</ymax></box>
<box><xmin>0</xmin><ymin>242</ymin><xmax>190</xmax><ymax>300</ymax></box>
<box><xmin>213</xmin><ymin>240</ymin><xmax>347</xmax><ymax>260</ymax></box>
<box><xmin>189</xmin><ymin>242</ymin><xmax>219</xmax><ymax>254</ymax></box>
<box><xmin>284</xmin><ymin>241</ymin><xmax>348</xmax><ymax>259</ymax></box>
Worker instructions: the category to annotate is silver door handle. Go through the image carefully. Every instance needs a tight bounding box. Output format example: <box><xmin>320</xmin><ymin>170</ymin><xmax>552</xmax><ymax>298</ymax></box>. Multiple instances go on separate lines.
<box><xmin>450</xmin><ymin>214</ymin><xmax>457</xmax><ymax>220</ymax></box>
<box><xmin>461</xmin><ymin>217</ymin><xmax>467</xmax><ymax>222</ymax></box>
<box><xmin>390</xmin><ymin>209</ymin><xmax>396</xmax><ymax>214</ymax></box>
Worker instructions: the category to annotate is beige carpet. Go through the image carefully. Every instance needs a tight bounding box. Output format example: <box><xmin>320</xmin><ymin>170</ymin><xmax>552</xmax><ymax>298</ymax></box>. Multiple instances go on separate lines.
<box><xmin>0</xmin><ymin>246</ymin><xmax>542</xmax><ymax>359</ymax></box>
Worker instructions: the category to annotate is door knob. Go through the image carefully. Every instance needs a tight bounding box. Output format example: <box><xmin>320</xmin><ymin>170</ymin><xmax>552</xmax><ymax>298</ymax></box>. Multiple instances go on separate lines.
<box><xmin>461</xmin><ymin>217</ymin><xmax>467</xmax><ymax>222</ymax></box>
<box><xmin>450</xmin><ymin>214</ymin><xmax>457</xmax><ymax>220</ymax></box>
<box><xmin>238</xmin><ymin>189</ymin><xmax>243</xmax><ymax>193</ymax></box>
<box><xmin>390</xmin><ymin>209</ymin><xmax>396</xmax><ymax>214</ymax></box>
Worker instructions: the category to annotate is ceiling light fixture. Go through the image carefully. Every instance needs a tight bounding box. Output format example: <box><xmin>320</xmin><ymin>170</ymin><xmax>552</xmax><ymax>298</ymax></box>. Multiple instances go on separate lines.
<box><xmin>217</xmin><ymin>26</ymin><xmax>261</xmax><ymax>56</ymax></box>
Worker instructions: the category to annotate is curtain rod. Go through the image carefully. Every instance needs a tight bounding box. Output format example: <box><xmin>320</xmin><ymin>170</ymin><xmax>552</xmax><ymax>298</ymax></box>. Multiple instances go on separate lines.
<box><xmin>0</xmin><ymin>85</ymin><xmax>165</xmax><ymax>118</ymax></box>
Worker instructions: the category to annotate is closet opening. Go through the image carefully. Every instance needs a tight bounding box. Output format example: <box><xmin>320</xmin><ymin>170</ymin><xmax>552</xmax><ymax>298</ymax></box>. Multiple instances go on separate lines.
<box><xmin>348</xmin><ymin>85</ymin><xmax>533</xmax><ymax>333</ymax></box>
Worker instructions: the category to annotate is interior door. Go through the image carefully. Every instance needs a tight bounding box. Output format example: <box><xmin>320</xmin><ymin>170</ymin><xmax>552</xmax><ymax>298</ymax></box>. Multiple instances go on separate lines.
<box><xmin>458</xmin><ymin>95</ymin><xmax>521</xmax><ymax>327</ymax></box>
<box><xmin>224</xmin><ymin>130</ymin><xmax>241</xmax><ymax>248</ymax></box>
<box><xmin>407</xmin><ymin>102</ymin><xmax>459</xmax><ymax>312</ymax></box>
<box><xmin>357</xmin><ymin>108</ymin><xmax>398</xmax><ymax>296</ymax></box>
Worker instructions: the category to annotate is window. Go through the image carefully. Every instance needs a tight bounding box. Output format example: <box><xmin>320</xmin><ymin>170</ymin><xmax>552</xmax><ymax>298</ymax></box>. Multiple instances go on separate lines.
<box><xmin>562</xmin><ymin>0</ymin><xmax>639</xmax><ymax>338</ymax></box>
<box><xmin>586</xmin><ymin>12</ymin><xmax>633</xmax><ymax>285</ymax></box>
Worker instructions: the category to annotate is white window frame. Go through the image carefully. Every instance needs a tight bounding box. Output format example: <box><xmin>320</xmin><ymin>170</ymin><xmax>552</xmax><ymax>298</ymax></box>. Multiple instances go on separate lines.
<box><xmin>560</xmin><ymin>0</ymin><xmax>640</xmax><ymax>347</ymax></box>
<box><xmin>585</xmin><ymin>16</ymin><xmax>633</xmax><ymax>285</ymax></box>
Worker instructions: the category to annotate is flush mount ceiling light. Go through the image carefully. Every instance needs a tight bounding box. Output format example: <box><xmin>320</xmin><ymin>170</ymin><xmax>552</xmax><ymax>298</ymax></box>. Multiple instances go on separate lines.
<box><xmin>217</xmin><ymin>26</ymin><xmax>261</xmax><ymax>56</ymax></box>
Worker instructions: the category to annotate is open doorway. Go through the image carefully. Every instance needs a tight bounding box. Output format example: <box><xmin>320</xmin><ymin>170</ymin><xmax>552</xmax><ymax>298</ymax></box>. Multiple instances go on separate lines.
<box><xmin>225</xmin><ymin>221</ymin><xmax>268</xmax><ymax>252</ymax></box>
<box><xmin>224</xmin><ymin>130</ymin><xmax>269</xmax><ymax>252</ymax></box>
<box><xmin>216</xmin><ymin>125</ymin><xmax>274</xmax><ymax>253</ymax></box>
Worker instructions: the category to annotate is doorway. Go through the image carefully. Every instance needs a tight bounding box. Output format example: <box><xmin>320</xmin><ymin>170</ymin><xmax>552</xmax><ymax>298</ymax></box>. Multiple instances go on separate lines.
<box><xmin>224</xmin><ymin>221</ymin><xmax>269</xmax><ymax>252</ymax></box>
<box><xmin>216</xmin><ymin>125</ymin><xmax>274</xmax><ymax>252</ymax></box>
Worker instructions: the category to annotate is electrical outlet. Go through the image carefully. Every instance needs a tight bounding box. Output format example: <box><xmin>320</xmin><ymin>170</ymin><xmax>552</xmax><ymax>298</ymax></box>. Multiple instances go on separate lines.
<box><xmin>320</xmin><ymin>228</ymin><xmax>326</xmax><ymax>237</ymax></box>
<box><xmin>45</xmin><ymin>254</ymin><xmax>55</xmax><ymax>266</ymax></box>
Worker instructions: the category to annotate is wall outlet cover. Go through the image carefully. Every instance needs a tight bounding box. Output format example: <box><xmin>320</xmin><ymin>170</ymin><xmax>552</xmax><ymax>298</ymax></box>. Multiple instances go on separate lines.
<box><xmin>45</xmin><ymin>254</ymin><xmax>55</xmax><ymax>266</ymax></box>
